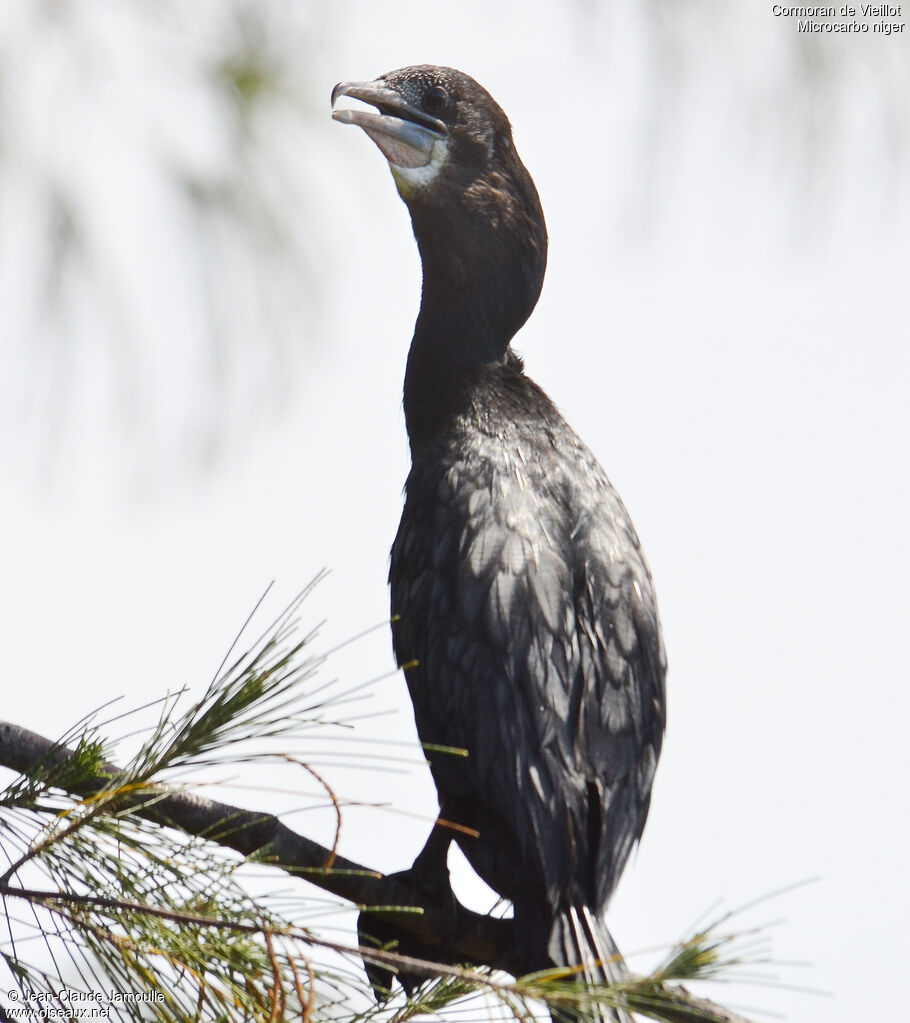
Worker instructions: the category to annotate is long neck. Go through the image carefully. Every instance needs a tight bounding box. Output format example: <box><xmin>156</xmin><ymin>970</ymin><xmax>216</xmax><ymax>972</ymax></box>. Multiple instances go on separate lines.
<box><xmin>402</xmin><ymin>159</ymin><xmax>547</xmax><ymax>449</ymax></box>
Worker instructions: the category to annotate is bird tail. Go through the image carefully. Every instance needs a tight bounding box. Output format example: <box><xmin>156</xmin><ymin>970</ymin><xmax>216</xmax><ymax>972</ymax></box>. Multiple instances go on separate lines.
<box><xmin>546</xmin><ymin>907</ymin><xmax>634</xmax><ymax>1023</ymax></box>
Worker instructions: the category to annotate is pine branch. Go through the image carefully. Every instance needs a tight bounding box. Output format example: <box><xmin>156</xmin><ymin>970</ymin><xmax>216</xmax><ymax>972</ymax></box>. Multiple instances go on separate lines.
<box><xmin>0</xmin><ymin>719</ymin><xmax>506</xmax><ymax>967</ymax></box>
<box><xmin>0</xmin><ymin>719</ymin><xmax>761</xmax><ymax>1023</ymax></box>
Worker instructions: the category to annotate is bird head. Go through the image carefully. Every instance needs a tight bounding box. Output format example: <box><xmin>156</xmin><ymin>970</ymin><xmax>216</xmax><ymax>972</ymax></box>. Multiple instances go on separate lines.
<box><xmin>331</xmin><ymin>65</ymin><xmax>511</xmax><ymax>203</ymax></box>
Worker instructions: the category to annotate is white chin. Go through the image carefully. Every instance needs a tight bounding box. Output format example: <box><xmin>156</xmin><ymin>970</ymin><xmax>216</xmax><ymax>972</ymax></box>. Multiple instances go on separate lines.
<box><xmin>391</xmin><ymin>140</ymin><xmax>449</xmax><ymax>196</ymax></box>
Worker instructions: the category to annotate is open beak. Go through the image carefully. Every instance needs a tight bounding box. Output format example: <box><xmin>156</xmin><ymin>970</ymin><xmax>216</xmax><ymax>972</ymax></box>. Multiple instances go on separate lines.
<box><xmin>331</xmin><ymin>79</ymin><xmax>448</xmax><ymax>170</ymax></box>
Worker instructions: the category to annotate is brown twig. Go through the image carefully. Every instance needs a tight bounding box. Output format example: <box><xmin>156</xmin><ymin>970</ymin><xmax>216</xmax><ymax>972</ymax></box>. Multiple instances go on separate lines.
<box><xmin>282</xmin><ymin>755</ymin><xmax>342</xmax><ymax>870</ymax></box>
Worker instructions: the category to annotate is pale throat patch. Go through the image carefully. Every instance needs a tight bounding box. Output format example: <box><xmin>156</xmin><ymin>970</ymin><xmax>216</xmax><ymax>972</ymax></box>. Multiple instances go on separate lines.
<box><xmin>391</xmin><ymin>139</ymin><xmax>450</xmax><ymax>199</ymax></box>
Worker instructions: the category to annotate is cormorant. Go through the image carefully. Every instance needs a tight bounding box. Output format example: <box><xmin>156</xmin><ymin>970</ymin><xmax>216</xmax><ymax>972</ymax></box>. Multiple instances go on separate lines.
<box><xmin>332</xmin><ymin>66</ymin><xmax>666</xmax><ymax>1020</ymax></box>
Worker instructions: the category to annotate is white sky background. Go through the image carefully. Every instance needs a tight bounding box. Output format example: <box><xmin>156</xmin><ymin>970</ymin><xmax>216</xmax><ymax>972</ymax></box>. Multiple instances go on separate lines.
<box><xmin>1</xmin><ymin>2</ymin><xmax>908</xmax><ymax>1021</ymax></box>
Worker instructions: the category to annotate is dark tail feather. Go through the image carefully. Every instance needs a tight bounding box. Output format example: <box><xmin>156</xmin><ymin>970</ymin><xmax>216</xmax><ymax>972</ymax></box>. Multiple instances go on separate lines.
<box><xmin>547</xmin><ymin>907</ymin><xmax>634</xmax><ymax>1023</ymax></box>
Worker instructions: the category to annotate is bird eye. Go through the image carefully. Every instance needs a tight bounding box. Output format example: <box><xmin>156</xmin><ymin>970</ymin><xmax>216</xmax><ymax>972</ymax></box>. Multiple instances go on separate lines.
<box><xmin>422</xmin><ymin>84</ymin><xmax>448</xmax><ymax>114</ymax></box>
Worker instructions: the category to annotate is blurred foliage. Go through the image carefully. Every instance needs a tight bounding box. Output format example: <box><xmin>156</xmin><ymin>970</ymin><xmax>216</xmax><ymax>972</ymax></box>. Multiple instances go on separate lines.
<box><xmin>0</xmin><ymin>1</ymin><xmax>323</xmax><ymax>477</ymax></box>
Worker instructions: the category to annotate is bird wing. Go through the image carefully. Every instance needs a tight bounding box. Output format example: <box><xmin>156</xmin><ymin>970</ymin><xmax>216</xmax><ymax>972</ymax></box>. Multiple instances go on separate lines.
<box><xmin>391</xmin><ymin>409</ymin><xmax>665</xmax><ymax>913</ymax></box>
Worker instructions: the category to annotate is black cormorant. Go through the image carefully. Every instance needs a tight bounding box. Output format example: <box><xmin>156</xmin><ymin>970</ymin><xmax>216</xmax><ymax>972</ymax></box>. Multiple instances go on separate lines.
<box><xmin>332</xmin><ymin>66</ymin><xmax>666</xmax><ymax>1019</ymax></box>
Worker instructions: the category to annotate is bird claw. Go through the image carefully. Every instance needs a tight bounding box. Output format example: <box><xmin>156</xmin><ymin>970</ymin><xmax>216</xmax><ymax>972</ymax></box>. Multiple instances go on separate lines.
<box><xmin>357</xmin><ymin>836</ymin><xmax>460</xmax><ymax>1000</ymax></box>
